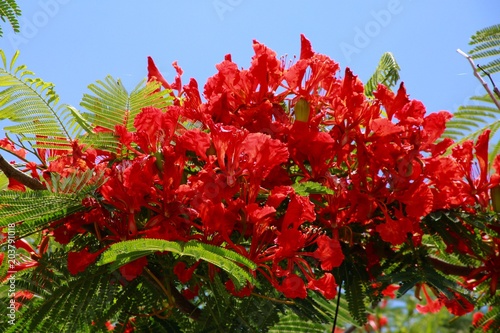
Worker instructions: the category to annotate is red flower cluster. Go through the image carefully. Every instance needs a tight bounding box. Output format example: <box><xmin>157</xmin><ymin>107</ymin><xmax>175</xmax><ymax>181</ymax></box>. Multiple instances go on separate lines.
<box><xmin>3</xmin><ymin>36</ymin><xmax>500</xmax><ymax>314</ymax></box>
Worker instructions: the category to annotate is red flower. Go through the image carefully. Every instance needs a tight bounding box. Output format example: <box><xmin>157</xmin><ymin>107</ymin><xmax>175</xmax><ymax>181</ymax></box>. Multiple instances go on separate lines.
<box><xmin>225</xmin><ymin>280</ymin><xmax>253</xmax><ymax>298</ymax></box>
<box><xmin>373</xmin><ymin>83</ymin><xmax>409</xmax><ymax>121</ymax></box>
<box><xmin>381</xmin><ymin>284</ymin><xmax>400</xmax><ymax>299</ymax></box>
<box><xmin>415</xmin><ymin>284</ymin><xmax>443</xmax><ymax>314</ymax></box>
<box><xmin>375</xmin><ymin>210</ymin><xmax>413</xmax><ymax>245</ymax></box>
<box><xmin>307</xmin><ymin>273</ymin><xmax>338</xmax><ymax>299</ymax></box>
<box><xmin>68</xmin><ymin>248</ymin><xmax>104</xmax><ymax>275</ymax></box>
<box><xmin>440</xmin><ymin>292</ymin><xmax>474</xmax><ymax>316</ymax></box>
<box><xmin>278</xmin><ymin>274</ymin><xmax>307</xmax><ymax>299</ymax></box>
<box><xmin>52</xmin><ymin>214</ymin><xmax>87</xmax><ymax>245</ymax></box>
<box><xmin>313</xmin><ymin>235</ymin><xmax>345</xmax><ymax>271</ymax></box>
<box><xmin>7</xmin><ymin>177</ymin><xmax>26</xmax><ymax>191</ymax></box>
<box><xmin>274</xmin><ymin>228</ymin><xmax>307</xmax><ymax>262</ymax></box>
<box><xmin>0</xmin><ymin>137</ymin><xmax>27</xmax><ymax>159</ymax></box>
<box><xmin>147</xmin><ymin>56</ymin><xmax>170</xmax><ymax>90</ymax></box>
<box><xmin>473</xmin><ymin>311</ymin><xmax>494</xmax><ymax>332</ymax></box>
<box><xmin>119</xmin><ymin>256</ymin><xmax>148</xmax><ymax>281</ymax></box>
<box><xmin>13</xmin><ymin>290</ymin><xmax>34</xmax><ymax>311</ymax></box>
<box><xmin>173</xmin><ymin>261</ymin><xmax>199</xmax><ymax>283</ymax></box>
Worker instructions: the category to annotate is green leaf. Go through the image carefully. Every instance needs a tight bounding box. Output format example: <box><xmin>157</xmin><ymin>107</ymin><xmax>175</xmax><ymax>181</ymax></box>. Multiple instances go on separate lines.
<box><xmin>469</xmin><ymin>24</ymin><xmax>500</xmax><ymax>75</ymax></box>
<box><xmin>97</xmin><ymin>239</ymin><xmax>257</xmax><ymax>289</ymax></box>
<box><xmin>364</xmin><ymin>52</ymin><xmax>401</xmax><ymax>98</ymax></box>
<box><xmin>0</xmin><ymin>50</ymin><xmax>85</xmax><ymax>153</ymax></box>
<box><xmin>443</xmin><ymin>95</ymin><xmax>500</xmax><ymax>162</ymax></box>
<box><xmin>293</xmin><ymin>181</ymin><xmax>334</xmax><ymax>196</ymax></box>
<box><xmin>269</xmin><ymin>312</ymin><xmax>330</xmax><ymax>333</ymax></box>
<box><xmin>0</xmin><ymin>0</ymin><xmax>22</xmax><ymax>37</ymax></box>
<box><xmin>80</xmin><ymin>77</ymin><xmax>172</xmax><ymax>132</ymax></box>
<box><xmin>444</xmin><ymin>24</ymin><xmax>500</xmax><ymax>163</ymax></box>
<box><xmin>78</xmin><ymin>77</ymin><xmax>173</xmax><ymax>153</ymax></box>
<box><xmin>0</xmin><ymin>191</ymin><xmax>85</xmax><ymax>235</ymax></box>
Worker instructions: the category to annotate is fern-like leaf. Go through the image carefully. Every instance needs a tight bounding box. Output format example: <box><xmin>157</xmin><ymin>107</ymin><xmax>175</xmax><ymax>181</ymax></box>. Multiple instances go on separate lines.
<box><xmin>342</xmin><ymin>262</ymin><xmax>368</xmax><ymax>326</ymax></box>
<box><xmin>268</xmin><ymin>312</ymin><xmax>330</xmax><ymax>333</ymax></box>
<box><xmin>443</xmin><ymin>94</ymin><xmax>500</xmax><ymax>161</ymax></box>
<box><xmin>0</xmin><ymin>182</ymin><xmax>96</xmax><ymax>238</ymax></box>
<box><xmin>79</xmin><ymin>77</ymin><xmax>172</xmax><ymax>153</ymax></box>
<box><xmin>469</xmin><ymin>24</ymin><xmax>500</xmax><ymax>75</ymax></box>
<box><xmin>0</xmin><ymin>0</ymin><xmax>21</xmax><ymax>37</ymax></box>
<box><xmin>80</xmin><ymin>77</ymin><xmax>172</xmax><ymax>132</ymax></box>
<box><xmin>97</xmin><ymin>239</ymin><xmax>257</xmax><ymax>289</ymax></box>
<box><xmin>289</xmin><ymin>290</ymin><xmax>357</xmax><ymax>330</ymax></box>
<box><xmin>1</xmin><ymin>264</ymin><xmax>120</xmax><ymax>332</ymax></box>
<box><xmin>446</xmin><ymin>24</ymin><xmax>500</xmax><ymax>162</ymax></box>
<box><xmin>364</xmin><ymin>52</ymin><xmax>401</xmax><ymax>98</ymax></box>
<box><xmin>0</xmin><ymin>50</ymin><xmax>85</xmax><ymax>151</ymax></box>
<box><xmin>0</xmin><ymin>191</ymin><xmax>82</xmax><ymax>224</ymax></box>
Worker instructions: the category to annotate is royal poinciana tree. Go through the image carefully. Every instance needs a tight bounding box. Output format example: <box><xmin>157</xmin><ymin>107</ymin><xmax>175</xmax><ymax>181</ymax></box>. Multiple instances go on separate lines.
<box><xmin>1</xmin><ymin>35</ymin><xmax>500</xmax><ymax>332</ymax></box>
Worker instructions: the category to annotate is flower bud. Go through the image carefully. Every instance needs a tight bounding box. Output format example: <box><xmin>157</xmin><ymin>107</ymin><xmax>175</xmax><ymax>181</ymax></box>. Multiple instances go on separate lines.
<box><xmin>294</xmin><ymin>98</ymin><xmax>310</xmax><ymax>122</ymax></box>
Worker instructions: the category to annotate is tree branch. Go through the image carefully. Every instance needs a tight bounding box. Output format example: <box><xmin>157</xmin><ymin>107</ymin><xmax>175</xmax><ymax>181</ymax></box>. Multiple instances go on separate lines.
<box><xmin>457</xmin><ymin>49</ymin><xmax>500</xmax><ymax>111</ymax></box>
<box><xmin>0</xmin><ymin>154</ymin><xmax>45</xmax><ymax>190</ymax></box>
<box><xmin>169</xmin><ymin>281</ymin><xmax>202</xmax><ymax>320</ymax></box>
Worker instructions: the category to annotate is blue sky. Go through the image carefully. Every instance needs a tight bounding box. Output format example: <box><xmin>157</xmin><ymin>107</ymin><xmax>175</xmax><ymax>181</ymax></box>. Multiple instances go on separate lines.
<box><xmin>0</xmin><ymin>1</ymin><xmax>499</xmax><ymax>133</ymax></box>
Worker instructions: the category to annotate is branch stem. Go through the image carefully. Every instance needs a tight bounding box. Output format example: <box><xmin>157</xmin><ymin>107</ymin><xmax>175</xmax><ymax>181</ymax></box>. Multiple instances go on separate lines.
<box><xmin>457</xmin><ymin>49</ymin><xmax>500</xmax><ymax>111</ymax></box>
<box><xmin>0</xmin><ymin>154</ymin><xmax>45</xmax><ymax>190</ymax></box>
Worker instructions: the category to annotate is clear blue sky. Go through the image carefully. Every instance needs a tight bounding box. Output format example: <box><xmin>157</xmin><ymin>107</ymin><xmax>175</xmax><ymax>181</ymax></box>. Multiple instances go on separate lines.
<box><xmin>0</xmin><ymin>1</ymin><xmax>499</xmax><ymax>132</ymax></box>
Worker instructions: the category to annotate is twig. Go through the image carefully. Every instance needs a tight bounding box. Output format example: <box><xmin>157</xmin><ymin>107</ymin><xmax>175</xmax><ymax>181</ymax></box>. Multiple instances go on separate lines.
<box><xmin>457</xmin><ymin>49</ymin><xmax>500</xmax><ymax>111</ymax></box>
<box><xmin>477</xmin><ymin>64</ymin><xmax>500</xmax><ymax>100</ymax></box>
<box><xmin>250</xmin><ymin>292</ymin><xmax>295</xmax><ymax>305</ymax></box>
<box><xmin>0</xmin><ymin>154</ymin><xmax>45</xmax><ymax>190</ymax></box>
<box><xmin>332</xmin><ymin>278</ymin><xmax>343</xmax><ymax>333</ymax></box>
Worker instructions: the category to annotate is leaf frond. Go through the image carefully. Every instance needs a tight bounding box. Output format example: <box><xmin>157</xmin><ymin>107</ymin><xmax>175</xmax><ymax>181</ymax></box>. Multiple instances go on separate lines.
<box><xmin>0</xmin><ymin>50</ymin><xmax>85</xmax><ymax>152</ymax></box>
<box><xmin>364</xmin><ymin>52</ymin><xmax>401</xmax><ymax>98</ymax></box>
<box><xmin>97</xmin><ymin>239</ymin><xmax>257</xmax><ymax>289</ymax></box>
<box><xmin>0</xmin><ymin>0</ymin><xmax>21</xmax><ymax>36</ymax></box>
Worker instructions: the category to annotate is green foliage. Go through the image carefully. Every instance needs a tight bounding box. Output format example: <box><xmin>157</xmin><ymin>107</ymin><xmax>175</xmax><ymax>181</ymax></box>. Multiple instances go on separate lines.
<box><xmin>364</xmin><ymin>52</ymin><xmax>401</xmax><ymax>98</ymax></box>
<box><xmin>472</xmin><ymin>296</ymin><xmax>500</xmax><ymax>332</ymax></box>
<box><xmin>0</xmin><ymin>51</ymin><xmax>173</xmax><ymax>159</ymax></box>
<box><xmin>342</xmin><ymin>262</ymin><xmax>369</xmax><ymax>326</ymax></box>
<box><xmin>0</xmin><ymin>50</ymin><xmax>85</xmax><ymax>151</ymax></box>
<box><xmin>268</xmin><ymin>312</ymin><xmax>330</xmax><ymax>333</ymax></box>
<box><xmin>177</xmin><ymin>276</ymin><xmax>283</xmax><ymax>333</ymax></box>
<box><xmin>292</xmin><ymin>181</ymin><xmax>334</xmax><ymax>196</ymax></box>
<box><xmin>0</xmin><ymin>190</ymin><xmax>85</xmax><ymax>237</ymax></box>
<box><xmin>443</xmin><ymin>24</ymin><xmax>500</xmax><ymax>160</ymax></box>
<box><xmin>97</xmin><ymin>238</ymin><xmax>257</xmax><ymax>289</ymax></box>
<box><xmin>443</xmin><ymin>94</ymin><xmax>500</xmax><ymax>159</ymax></box>
<box><xmin>3</xmin><ymin>26</ymin><xmax>500</xmax><ymax>332</ymax></box>
<box><xmin>0</xmin><ymin>169</ymin><xmax>103</xmax><ymax>238</ymax></box>
<box><xmin>289</xmin><ymin>291</ymin><xmax>357</xmax><ymax>330</ymax></box>
<box><xmin>469</xmin><ymin>24</ymin><xmax>500</xmax><ymax>75</ymax></box>
<box><xmin>80</xmin><ymin>76</ymin><xmax>172</xmax><ymax>132</ymax></box>
<box><xmin>0</xmin><ymin>170</ymin><xmax>8</xmax><ymax>189</ymax></box>
<box><xmin>0</xmin><ymin>246</ymin><xmax>184</xmax><ymax>333</ymax></box>
<box><xmin>0</xmin><ymin>0</ymin><xmax>21</xmax><ymax>37</ymax></box>
<box><xmin>378</xmin><ymin>294</ymin><xmax>473</xmax><ymax>333</ymax></box>
<box><xmin>77</xmin><ymin>76</ymin><xmax>173</xmax><ymax>153</ymax></box>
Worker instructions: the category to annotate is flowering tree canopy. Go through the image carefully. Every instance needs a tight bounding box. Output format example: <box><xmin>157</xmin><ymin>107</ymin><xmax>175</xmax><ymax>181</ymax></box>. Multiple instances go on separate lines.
<box><xmin>1</xmin><ymin>35</ymin><xmax>500</xmax><ymax>332</ymax></box>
